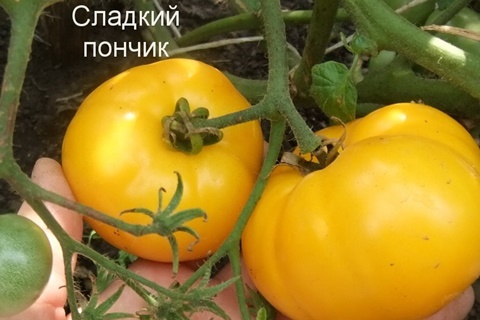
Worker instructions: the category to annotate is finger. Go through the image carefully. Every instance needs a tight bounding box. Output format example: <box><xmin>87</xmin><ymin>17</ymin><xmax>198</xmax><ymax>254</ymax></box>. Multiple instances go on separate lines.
<box><xmin>19</xmin><ymin>158</ymin><xmax>82</xmax><ymax>240</ymax></box>
<box><xmin>17</xmin><ymin>158</ymin><xmax>83</xmax><ymax>311</ymax></box>
<box><xmin>3</xmin><ymin>303</ymin><xmax>69</xmax><ymax>320</ymax></box>
<box><xmin>424</xmin><ymin>286</ymin><xmax>474</xmax><ymax>320</ymax></box>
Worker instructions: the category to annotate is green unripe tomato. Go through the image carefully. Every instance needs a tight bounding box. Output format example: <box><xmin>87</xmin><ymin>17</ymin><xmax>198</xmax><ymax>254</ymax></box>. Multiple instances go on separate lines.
<box><xmin>0</xmin><ymin>214</ymin><xmax>53</xmax><ymax>317</ymax></box>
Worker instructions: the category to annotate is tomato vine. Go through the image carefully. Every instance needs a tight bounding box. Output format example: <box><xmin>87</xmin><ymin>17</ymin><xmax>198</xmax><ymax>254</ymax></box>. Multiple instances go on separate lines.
<box><xmin>1</xmin><ymin>0</ymin><xmax>480</xmax><ymax>319</ymax></box>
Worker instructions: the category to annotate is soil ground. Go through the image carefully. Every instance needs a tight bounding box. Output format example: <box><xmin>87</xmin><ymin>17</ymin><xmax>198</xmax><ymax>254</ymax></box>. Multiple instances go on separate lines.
<box><xmin>1</xmin><ymin>1</ymin><xmax>480</xmax><ymax>319</ymax></box>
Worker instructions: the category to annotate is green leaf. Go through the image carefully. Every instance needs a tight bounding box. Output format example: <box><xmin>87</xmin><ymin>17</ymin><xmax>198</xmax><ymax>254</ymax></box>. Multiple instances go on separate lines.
<box><xmin>80</xmin><ymin>284</ymin><xmax>136</xmax><ymax>319</ymax></box>
<box><xmin>191</xmin><ymin>299</ymin><xmax>231</xmax><ymax>320</ymax></box>
<box><xmin>309</xmin><ymin>61</ymin><xmax>357</xmax><ymax>122</ymax></box>
<box><xmin>94</xmin><ymin>285</ymin><xmax>126</xmax><ymax>315</ymax></box>
<box><xmin>185</xmin><ymin>276</ymin><xmax>240</xmax><ymax>299</ymax></box>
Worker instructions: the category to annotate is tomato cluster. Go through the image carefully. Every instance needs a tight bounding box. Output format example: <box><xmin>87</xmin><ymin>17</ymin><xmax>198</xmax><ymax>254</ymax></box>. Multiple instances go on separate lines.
<box><xmin>62</xmin><ymin>57</ymin><xmax>480</xmax><ymax>320</ymax></box>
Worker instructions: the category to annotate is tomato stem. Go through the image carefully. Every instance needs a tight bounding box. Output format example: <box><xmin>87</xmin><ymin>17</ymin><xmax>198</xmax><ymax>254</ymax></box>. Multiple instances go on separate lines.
<box><xmin>0</xmin><ymin>0</ymin><xmax>61</xmax><ymax>169</ymax></box>
<box><xmin>343</xmin><ymin>0</ymin><xmax>480</xmax><ymax>101</ymax></box>
<box><xmin>425</xmin><ymin>0</ymin><xmax>472</xmax><ymax>25</ymax></box>
<box><xmin>192</xmin><ymin>0</ymin><xmax>323</xmax><ymax>154</ymax></box>
<box><xmin>163</xmin><ymin>98</ymin><xmax>223</xmax><ymax>154</ymax></box>
<box><xmin>292</xmin><ymin>0</ymin><xmax>342</xmax><ymax>98</ymax></box>
<box><xmin>9</xmin><ymin>167</ymin><xmax>214</xmax><ymax>318</ymax></box>
<box><xmin>132</xmin><ymin>0</ymin><xmax>180</xmax><ymax>50</ymax></box>
<box><xmin>228</xmin><ymin>243</ymin><xmax>250</xmax><ymax>320</ymax></box>
<box><xmin>181</xmin><ymin>119</ymin><xmax>286</xmax><ymax>308</ymax></box>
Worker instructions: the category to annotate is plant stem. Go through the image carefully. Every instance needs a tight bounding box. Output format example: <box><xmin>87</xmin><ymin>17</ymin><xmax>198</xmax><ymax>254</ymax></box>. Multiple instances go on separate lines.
<box><xmin>9</xmin><ymin>161</ymin><xmax>244</xmax><ymax>319</ymax></box>
<box><xmin>26</xmin><ymin>176</ymin><xmax>222</xmax><ymax>242</ymax></box>
<box><xmin>178</xmin><ymin>10</ymin><xmax>350</xmax><ymax>47</ymax></box>
<box><xmin>343</xmin><ymin>0</ymin><xmax>480</xmax><ymax>101</ymax></box>
<box><xmin>357</xmin><ymin>65</ymin><xmax>480</xmax><ymax>118</ymax></box>
<box><xmin>133</xmin><ymin>0</ymin><xmax>179</xmax><ymax>50</ymax></box>
<box><xmin>182</xmin><ymin>120</ymin><xmax>286</xmax><ymax>289</ymax></box>
<box><xmin>7</xmin><ymin>176</ymin><xmax>83</xmax><ymax>318</ymax></box>
<box><xmin>259</xmin><ymin>0</ymin><xmax>321</xmax><ymax>153</ymax></box>
<box><xmin>192</xmin><ymin>0</ymin><xmax>321</xmax><ymax>153</ymax></box>
<box><xmin>292</xmin><ymin>0</ymin><xmax>342</xmax><ymax>97</ymax></box>
<box><xmin>178</xmin><ymin>11</ymin><xmax>307</xmax><ymax>47</ymax></box>
<box><xmin>260</xmin><ymin>0</ymin><xmax>290</xmax><ymax>98</ymax></box>
<box><xmin>0</xmin><ymin>1</ymin><xmax>56</xmax><ymax>164</ymax></box>
<box><xmin>5</xmin><ymin>165</ymin><xmax>196</xmax><ymax>297</ymax></box>
<box><xmin>428</xmin><ymin>0</ymin><xmax>472</xmax><ymax>25</ymax></box>
<box><xmin>25</xmin><ymin>177</ymin><xmax>173</xmax><ymax>236</ymax></box>
<box><xmin>193</xmin><ymin>102</ymin><xmax>266</xmax><ymax>129</ymax></box>
<box><xmin>10</xmin><ymin>169</ymin><xmax>216</xmax><ymax>320</ymax></box>
<box><xmin>228</xmin><ymin>244</ymin><xmax>250</xmax><ymax>320</ymax></box>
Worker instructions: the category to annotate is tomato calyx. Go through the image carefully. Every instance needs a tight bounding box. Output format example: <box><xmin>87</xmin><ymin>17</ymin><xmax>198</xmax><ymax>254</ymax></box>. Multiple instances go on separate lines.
<box><xmin>120</xmin><ymin>172</ymin><xmax>207</xmax><ymax>274</ymax></box>
<box><xmin>281</xmin><ymin>152</ymin><xmax>323</xmax><ymax>174</ymax></box>
<box><xmin>162</xmin><ymin>98</ymin><xmax>223</xmax><ymax>155</ymax></box>
<box><xmin>283</xmin><ymin>122</ymin><xmax>346</xmax><ymax>174</ymax></box>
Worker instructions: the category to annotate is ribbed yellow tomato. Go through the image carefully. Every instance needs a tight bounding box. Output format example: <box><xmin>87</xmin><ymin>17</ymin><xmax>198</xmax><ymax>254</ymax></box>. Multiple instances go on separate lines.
<box><xmin>243</xmin><ymin>103</ymin><xmax>480</xmax><ymax>320</ymax></box>
<box><xmin>319</xmin><ymin>103</ymin><xmax>480</xmax><ymax>171</ymax></box>
<box><xmin>62</xmin><ymin>58</ymin><xmax>264</xmax><ymax>262</ymax></box>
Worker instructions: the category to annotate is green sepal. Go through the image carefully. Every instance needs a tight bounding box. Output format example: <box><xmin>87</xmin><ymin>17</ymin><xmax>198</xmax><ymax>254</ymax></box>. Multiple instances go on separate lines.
<box><xmin>162</xmin><ymin>98</ymin><xmax>224</xmax><ymax>154</ymax></box>
<box><xmin>119</xmin><ymin>172</ymin><xmax>207</xmax><ymax>275</ymax></box>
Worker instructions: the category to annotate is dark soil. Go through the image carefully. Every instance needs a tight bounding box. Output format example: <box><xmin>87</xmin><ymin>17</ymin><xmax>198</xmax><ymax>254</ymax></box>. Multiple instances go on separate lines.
<box><xmin>1</xmin><ymin>1</ymin><xmax>480</xmax><ymax>319</ymax></box>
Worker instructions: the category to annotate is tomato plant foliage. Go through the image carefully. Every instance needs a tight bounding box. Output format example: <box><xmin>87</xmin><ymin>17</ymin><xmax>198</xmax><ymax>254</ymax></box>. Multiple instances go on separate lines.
<box><xmin>3</xmin><ymin>0</ymin><xmax>480</xmax><ymax>319</ymax></box>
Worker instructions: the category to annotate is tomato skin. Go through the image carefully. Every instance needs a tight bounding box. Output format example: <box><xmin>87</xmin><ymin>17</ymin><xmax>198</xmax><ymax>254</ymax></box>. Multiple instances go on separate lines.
<box><xmin>0</xmin><ymin>214</ymin><xmax>52</xmax><ymax>317</ymax></box>
<box><xmin>242</xmin><ymin>103</ymin><xmax>480</xmax><ymax>320</ymax></box>
<box><xmin>62</xmin><ymin>58</ymin><xmax>264</xmax><ymax>262</ymax></box>
<box><xmin>321</xmin><ymin>103</ymin><xmax>480</xmax><ymax>171</ymax></box>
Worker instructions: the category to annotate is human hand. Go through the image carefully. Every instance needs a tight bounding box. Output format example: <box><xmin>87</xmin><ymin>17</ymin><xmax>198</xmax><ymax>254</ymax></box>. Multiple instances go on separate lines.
<box><xmin>1</xmin><ymin>158</ymin><xmax>474</xmax><ymax>320</ymax></box>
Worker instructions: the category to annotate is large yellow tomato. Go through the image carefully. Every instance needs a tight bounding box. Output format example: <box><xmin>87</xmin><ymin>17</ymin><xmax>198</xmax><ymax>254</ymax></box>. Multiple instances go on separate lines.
<box><xmin>242</xmin><ymin>103</ymin><xmax>480</xmax><ymax>320</ymax></box>
<box><xmin>62</xmin><ymin>58</ymin><xmax>264</xmax><ymax>262</ymax></box>
<box><xmin>318</xmin><ymin>103</ymin><xmax>480</xmax><ymax>171</ymax></box>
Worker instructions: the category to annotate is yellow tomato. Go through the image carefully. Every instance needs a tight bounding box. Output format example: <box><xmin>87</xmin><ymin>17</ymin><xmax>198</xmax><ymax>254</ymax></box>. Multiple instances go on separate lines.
<box><xmin>314</xmin><ymin>103</ymin><xmax>480</xmax><ymax>171</ymax></box>
<box><xmin>243</xmin><ymin>103</ymin><xmax>480</xmax><ymax>320</ymax></box>
<box><xmin>62</xmin><ymin>58</ymin><xmax>264</xmax><ymax>262</ymax></box>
